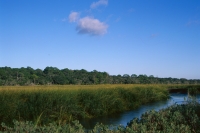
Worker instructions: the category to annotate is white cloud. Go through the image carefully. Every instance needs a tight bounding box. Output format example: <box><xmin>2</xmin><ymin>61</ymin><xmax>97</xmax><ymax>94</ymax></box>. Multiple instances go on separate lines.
<box><xmin>76</xmin><ymin>17</ymin><xmax>108</xmax><ymax>35</ymax></box>
<box><xmin>68</xmin><ymin>12</ymin><xmax>79</xmax><ymax>22</ymax></box>
<box><xmin>90</xmin><ymin>0</ymin><xmax>108</xmax><ymax>9</ymax></box>
<box><xmin>68</xmin><ymin>1</ymin><xmax>109</xmax><ymax>36</ymax></box>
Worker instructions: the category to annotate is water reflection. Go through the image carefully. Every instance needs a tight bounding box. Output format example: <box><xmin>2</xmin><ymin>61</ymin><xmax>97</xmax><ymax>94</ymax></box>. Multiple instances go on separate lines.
<box><xmin>79</xmin><ymin>93</ymin><xmax>200</xmax><ymax>129</ymax></box>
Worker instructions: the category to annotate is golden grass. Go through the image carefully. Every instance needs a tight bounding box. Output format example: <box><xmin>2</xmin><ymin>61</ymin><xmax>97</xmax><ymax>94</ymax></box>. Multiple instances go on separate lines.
<box><xmin>0</xmin><ymin>84</ymin><xmax>168</xmax><ymax>91</ymax></box>
<box><xmin>0</xmin><ymin>84</ymin><xmax>198</xmax><ymax>92</ymax></box>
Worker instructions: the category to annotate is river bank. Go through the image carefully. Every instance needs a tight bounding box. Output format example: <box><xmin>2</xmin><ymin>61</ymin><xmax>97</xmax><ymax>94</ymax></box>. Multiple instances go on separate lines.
<box><xmin>0</xmin><ymin>85</ymin><xmax>169</xmax><ymax>126</ymax></box>
<box><xmin>1</xmin><ymin>96</ymin><xmax>200</xmax><ymax>132</ymax></box>
<box><xmin>80</xmin><ymin>92</ymin><xmax>200</xmax><ymax>129</ymax></box>
<box><xmin>0</xmin><ymin>84</ymin><xmax>200</xmax><ymax>131</ymax></box>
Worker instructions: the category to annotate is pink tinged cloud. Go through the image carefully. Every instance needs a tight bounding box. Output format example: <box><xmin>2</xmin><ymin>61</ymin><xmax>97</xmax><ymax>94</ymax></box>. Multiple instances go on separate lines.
<box><xmin>76</xmin><ymin>17</ymin><xmax>108</xmax><ymax>35</ymax></box>
<box><xmin>68</xmin><ymin>12</ymin><xmax>79</xmax><ymax>22</ymax></box>
<box><xmin>90</xmin><ymin>0</ymin><xmax>108</xmax><ymax>9</ymax></box>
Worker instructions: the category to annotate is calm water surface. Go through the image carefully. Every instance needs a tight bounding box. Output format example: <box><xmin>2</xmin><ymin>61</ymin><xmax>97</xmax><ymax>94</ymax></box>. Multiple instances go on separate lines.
<box><xmin>79</xmin><ymin>93</ymin><xmax>200</xmax><ymax>129</ymax></box>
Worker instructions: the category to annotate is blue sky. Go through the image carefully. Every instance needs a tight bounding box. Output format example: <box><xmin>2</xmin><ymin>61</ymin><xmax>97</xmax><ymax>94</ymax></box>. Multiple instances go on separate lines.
<box><xmin>0</xmin><ymin>0</ymin><xmax>200</xmax><ymax>79</ymax></box>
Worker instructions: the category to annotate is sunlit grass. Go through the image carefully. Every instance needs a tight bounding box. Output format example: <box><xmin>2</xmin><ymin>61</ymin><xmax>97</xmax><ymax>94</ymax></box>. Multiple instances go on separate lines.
<box><xmin>0</xmin><ymin>84</ymin><xmax>199</xmax><ymax>91</ymax></box>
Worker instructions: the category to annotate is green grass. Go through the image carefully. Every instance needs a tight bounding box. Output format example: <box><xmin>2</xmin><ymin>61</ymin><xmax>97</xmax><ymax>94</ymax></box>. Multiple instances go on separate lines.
<box><xmin>0</xmin><ymin>84</ymin><xmax>198</xmax><ymax>127</ymax></box>
<box><xmin>1</xmin><ymin>99</ymin><xmax>200</xmax><ymax>133</ymax></box>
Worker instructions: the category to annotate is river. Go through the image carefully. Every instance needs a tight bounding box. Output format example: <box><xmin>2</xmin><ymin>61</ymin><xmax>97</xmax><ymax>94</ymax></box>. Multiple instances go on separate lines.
<box><xmin>79</xmin><ymin>92</ymin><xmax>200</xmax><ymax>129</ymax></box>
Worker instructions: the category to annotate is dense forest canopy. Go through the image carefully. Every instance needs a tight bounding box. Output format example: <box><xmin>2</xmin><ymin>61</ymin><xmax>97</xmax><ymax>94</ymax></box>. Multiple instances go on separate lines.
<box><xmin>0</xmin><ymin>66</ymin><xmax>199</xmax><ymax>86</ymax></box>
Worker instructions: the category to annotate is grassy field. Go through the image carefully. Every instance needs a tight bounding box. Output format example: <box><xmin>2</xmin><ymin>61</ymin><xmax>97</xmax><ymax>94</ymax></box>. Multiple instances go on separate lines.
<box><xmin>0</xmin><ymin>84</ymin><xmax>199</xmax><ymax>127</ymax></box>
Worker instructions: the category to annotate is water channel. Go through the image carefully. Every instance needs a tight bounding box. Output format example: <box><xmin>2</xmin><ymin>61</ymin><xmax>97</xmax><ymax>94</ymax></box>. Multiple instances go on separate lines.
<box><xmin>79</xmin><ymin>92</ymin><xmax>200</xmax><ymax>129</ymax></box>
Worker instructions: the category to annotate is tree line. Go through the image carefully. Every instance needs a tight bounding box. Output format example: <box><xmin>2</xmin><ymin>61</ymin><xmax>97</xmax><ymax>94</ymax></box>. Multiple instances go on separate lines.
<box><xmin>0</xmin><ymin>66</ymin><xmax>199</xmax><ymax>86</ymax></box>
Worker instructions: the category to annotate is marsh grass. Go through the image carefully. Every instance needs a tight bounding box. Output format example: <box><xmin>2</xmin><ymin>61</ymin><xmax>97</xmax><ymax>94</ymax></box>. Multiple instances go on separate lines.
<box><xmin>1</xmin><ymin>100</ymin><xmax>200</xmax><ymax>133</ymax></box>
<box><xmin>0</xmin><ymin>84</ymin><xmax>197</xmax><ymax>127</ymax></box>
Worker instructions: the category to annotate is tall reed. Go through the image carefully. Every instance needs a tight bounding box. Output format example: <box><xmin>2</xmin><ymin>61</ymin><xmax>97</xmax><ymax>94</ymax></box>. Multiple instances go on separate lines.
<box><xmin>0</xmin><ymin>84</ymin><xmax>187</xmax><ymax>126</ymax></box>
<box><xmin>1</xmin><ymin>100</ymin><xmax>200</xmax><ymax>132</ymax></box>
